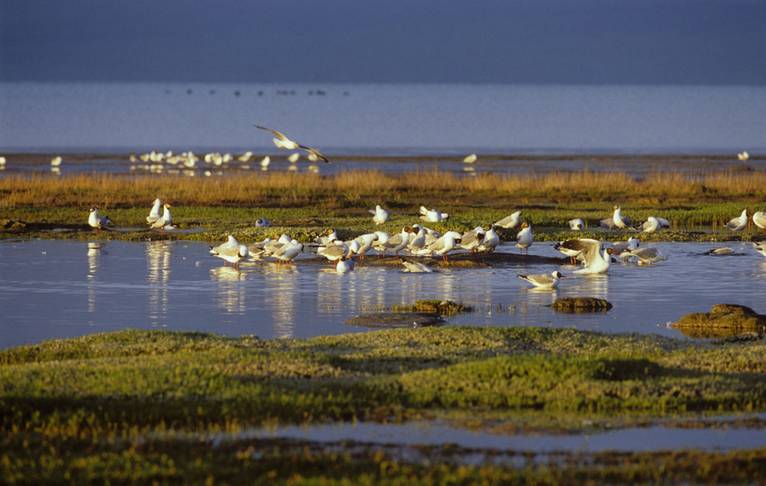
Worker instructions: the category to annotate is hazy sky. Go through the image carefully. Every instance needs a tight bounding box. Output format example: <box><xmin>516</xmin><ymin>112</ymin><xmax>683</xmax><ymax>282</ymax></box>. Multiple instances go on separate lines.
<box><xmin>1</xmin><ymin>0</ymin><xmax>764</xmax><ymax>84</ymax></box>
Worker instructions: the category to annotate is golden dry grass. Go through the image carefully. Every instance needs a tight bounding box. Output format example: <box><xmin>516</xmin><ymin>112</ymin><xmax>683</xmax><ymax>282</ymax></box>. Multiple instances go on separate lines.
<box><xmin>1</xmin><ymin>169</ymin><xmax>766</xmax><ymax>209</ymax></box>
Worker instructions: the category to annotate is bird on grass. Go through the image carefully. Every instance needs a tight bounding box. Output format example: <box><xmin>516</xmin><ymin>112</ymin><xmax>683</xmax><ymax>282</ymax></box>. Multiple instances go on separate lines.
<box><xmin>726</xmin><ymin>209</ymin><xmax>748</xmax><ymax>231</ymax></box>
<box><xmin>149</xmin><ymin>203</ymin><xmax>173</xmax><ymax>230</ymax></box>
<box><xmin>419</xmin><ymin>206</ymin><xmax>449</xmax><ymax>223</ymax></box>
<box><xmin>568</xmin><ymin>218</ymin><xmax>586</xmax><ymax>231</ymax></box>
<box><xmin>370</xmin><ymin>205</ymin><xmax>390</xmax><ymax>225</ymax></box>
<box><xmin>88</xmin><ymin>207</ymin><xmax>112</xmax><ymax>230</ymax></box>
<box><xmin>146</xmin><ymin>198</ymin><xmax>162</xmax><ymax>224</ymax></box>
<box><xmin>494</xmin><ymin>210</ymin><xmax>521</xmax><ymax>230</ymax></box>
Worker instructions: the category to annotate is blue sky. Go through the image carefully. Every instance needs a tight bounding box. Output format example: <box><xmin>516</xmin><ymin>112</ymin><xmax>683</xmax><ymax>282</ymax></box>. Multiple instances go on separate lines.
<box><xmin>1</xmin><ymin>0</ymin><xmax>764</xmax><ymax>84</ymax></box>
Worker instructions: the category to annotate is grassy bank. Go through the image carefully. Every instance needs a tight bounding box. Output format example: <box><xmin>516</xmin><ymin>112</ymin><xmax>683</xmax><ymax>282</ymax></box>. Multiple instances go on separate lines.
<box><xmin>1</xmin><ymin>327</ymin><xmax>766</xmax><ymax>482</ymax></box>
<box><xmin>2</xmin><ymin>171</ymin><xmax>766</xmax><ymax>243</ymax></box>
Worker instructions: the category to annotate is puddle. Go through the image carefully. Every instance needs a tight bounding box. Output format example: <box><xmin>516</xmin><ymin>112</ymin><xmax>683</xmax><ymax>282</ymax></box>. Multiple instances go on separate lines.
<box><xmin>1</xmin><ymin>240</ymin><xmax>765</xmax><ymax>348</ymax></box>
<box><xmin>212</xmin><ymin>415</ymin><xmax>766</xmax><ymax>456</ymax></box>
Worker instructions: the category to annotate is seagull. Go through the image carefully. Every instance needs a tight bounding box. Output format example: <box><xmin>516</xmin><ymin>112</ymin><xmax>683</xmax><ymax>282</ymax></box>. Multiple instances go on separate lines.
<box><xmin>460</xmin><ymin>227</ymin><xmax>485</xmax><ymax>252</ymax></box>
<box><xmin>753</xmin><ymin>242</ymin><xmax>766</xmax><ymax>257</ymax></box>
<box><xmin>237</xmin><ymin>151</ymin><xmax>253</xmax><ymax>163</ymax></box>
<box><xmin>706</xmin><ymin>247</ymin><xmax>735</xmax><ymax>256</ymax></box>
<box><xmin>247</xmin><ymin>237</ymin><xmax>272</xmax><ymax>260</ymax></box>
<box><xmin>419</xmin><ymin>206</ymin><xmax>448</xmax><ymax>222</ymax></box>
<box><xmin>494</xmin><ymin>210</ymin><xmax>521</xmax><ymax>229</ymax></box>
<box><xmin>725</xmin><ymin>209</ymin><xmax>748</xmax><ymax>231</ymax></box>
<box><xmin>253</xmin><ymin>234</ymin><xmax>292</xmax><ymax>259</ymax></box>
<box><xmin>88</xmin><ymin>207</ymin><xmax>112</xmax><ymax>230</ymax></box>
<box><xmin>272</xmin><ymin>240</ymin><xmax>304</xmax><ymax>263</ymax></box>
<box><xmin>610</xmin><ymin>237</ymin><xmax>640</xmax><ymax>257</ymax></box>
<box><xmin>370</xmin><ymin>205</ymin><xmax>390</xmax><ymax>225</ymax></box>
<box><xmin>518</xmin><ymin>271</ymin><xmax>564</xmax><ymax>290</ymax></box>
<box><xmin>571</xmin><ymin>239</ymin><xmax>611</xmax><ymax>274</ymax></box>
<box><xmin>753</xmin><ymin>211</ymin><xmax>766</xmax><ymax>230</ymax></box>
<box><xmin>318</xmin><ymin>242</ymin><xmax>353</xmax><ymax>263</ymax></box>
<box><xmin>0</xmin><ymin>156</ymin><xmax>7</xmax><ymax>167</ymax></box>
<box><xmin>146</xmin><ymin>198</ymin><xmax>162</xmax><ymax>224</ymax></box>
<box><xmin>478</xmin><ymin>226</ymin><xmax>500</xmax><ymax>253</ymax></box>
<box><xmin>516</xmin><ymin>223</ymin><xmax>533</xmax><ymax>254</ymax></box>
<box><xmin>51</xmin><ymin>156</ymin><xmax>62</xmax><ymax>167</ymax></box>
<box><xmin>412</xmin><ymin>224</ymin><xmax>441</xmax><ymax>245</ymax></box>
<box><xmin>407</xmin><ymin>226</ymin><xmax>427</xmax><ymax>252</ymax></box>
<box><xmin>415</xmin><ymin>231</ymin><xmax>462</xmax><ymax>261</ymax></box>
<box><xmin>316</xmin><ymin>229</ymin><xmax>338</xmax><ymax>246</ymax></box>
<box><xmin>554</xmin><ymin>239</ymin><xmax>587</xmax><ymax>264</ymax></box>
<box><xmin>612</xmin><ymin>206</ymin><xmax>630</xmax><ymax>229</ymax></box>
<box><xmin>568</xmin><ymin>218</ymin><xmax>585</xmax><ymax>231</ymax></box>
<box><xmin>463</xmin><ymin>153</ymin><xmax>478</xmax><ymax>164</ymax></box>
<box><xmin>384</xmin><ymin>228</ymin><xmax>411</xmax><ymax>255</ymax></box>
<box><xmin>149</xmin><ymin>203</ymin><xmax>173</xmax><ymax>229</ymax></box>
<box><xmin>353</xmin><ymin>233</ymin><xmax>379</xmax><ymax>258</ymax></box>
<box><xmin>622</xmin><ymin>247</ymin><xmax>666</xmax><ymax>265</ymax></box>
<box><xmin>400</xmin><ymin>258</ymin><xmax>432</xmax><ymax>273</ymax></box>
<box><xmin>254</xmin><ymin>125</ymin><xmax>330</xmax><ymax>163</ymax></box>
<box><xmin>255</xmin><ymin>218</ymin><xmax>271</xmax><ymax>228</ymax></box>
<box><xmin>210</xmin><ymin>236</ymin><xmax>249</xmax><ymax>268</ymax></box>
<box><xmin>287</xmin><ymin>153</ymin><xmax>300</xmax><ymax>163</ymax></box>
<box><xmin>372</xmin><ymin>231</ymin><xmax>391</xmax><ymax>253</ymax></box>
<box><xmin>336</xmin><ymin>257</ymin><xmax>355</xmax><ymax>274</ymax></box>
<box><xmin>738</xmin><ymin>151</ymin><xmax>750</xmax><ymax>161</ymax></box>
<box><xmin>260</xmin><ymin>156</ymin><xmax>271</xmax><ymax>170</ymax></box>
<box><xmin>642</xmin><ymin>216</ymin><xmax>661</xmax><ymax>233</ymax></box>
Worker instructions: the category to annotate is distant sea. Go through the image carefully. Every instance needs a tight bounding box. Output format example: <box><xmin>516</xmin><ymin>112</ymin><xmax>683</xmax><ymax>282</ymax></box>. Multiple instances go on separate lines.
<box><xmin>0</xmin><ymin>83</ymin><xmax>764</xmax><ymax>154</ymax></box>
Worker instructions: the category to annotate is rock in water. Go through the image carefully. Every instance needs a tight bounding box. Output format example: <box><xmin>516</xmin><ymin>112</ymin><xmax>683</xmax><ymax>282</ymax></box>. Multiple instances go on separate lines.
<box><xmin>672</xmin><ymin>304</ymin><xmax>766</xmax><ymax>337</ymax></box>
<box><xmin>551</xmin><ymin>297</ymin><xmax>613</xmax><ymax>313</ymax></box>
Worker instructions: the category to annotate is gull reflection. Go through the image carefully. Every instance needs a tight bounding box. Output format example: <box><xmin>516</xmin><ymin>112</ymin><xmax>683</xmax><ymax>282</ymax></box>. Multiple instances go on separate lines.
<box><xmin>146</xmin><ymin>241</ymin><xmax>172</xmax><ymax>326</ymax></box>
<box><xmin>210</xmin><ymin>266</ymin><xmax>247</xmax><ymax>315</ymax></box>
<box><xmin>317</xmin><ymin>268</ymin><xmax>344</xmax><ymax>314</ymax></box>
<box><xmin>263</xmin><ymin>263</ymin><xmax>298</xmax><ymax>338</ymax></box>
<box><xmin>570</xmin><ymin>274</ymin><xmax>609</xmax><ymax>300</ymax></box>
<box><xmin>86</xmin><ymin>242</ymin><xmax>104</xmax><ymax>314</ymax></box>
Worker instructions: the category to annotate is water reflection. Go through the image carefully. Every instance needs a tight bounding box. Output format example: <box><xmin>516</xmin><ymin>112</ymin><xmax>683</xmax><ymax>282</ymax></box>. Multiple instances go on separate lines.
<box><xmin>86</xmin><ymin>242</ymin><xmax>103</xmax><ymax>315</ymax></box>
<box><xmin>146</xmin><ymin>241</ymin><xmax>172</xmax><ymax>326</ymax></box>
<box><xmin>210</xmin><ymin>266</ymin><xmax>247</xmax><ymax>315</ymax></box>
<box><xmin>263</xmin><ymin>264</ymin><xmax>298</xmax><ymax>338</ymax></box>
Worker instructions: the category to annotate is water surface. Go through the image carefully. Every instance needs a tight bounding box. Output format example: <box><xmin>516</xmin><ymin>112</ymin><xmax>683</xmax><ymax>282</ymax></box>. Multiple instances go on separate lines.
<box><xmin>1</xmin><ymin>240</ymin><xmax>764</xmax><ymax>349</ymax></box>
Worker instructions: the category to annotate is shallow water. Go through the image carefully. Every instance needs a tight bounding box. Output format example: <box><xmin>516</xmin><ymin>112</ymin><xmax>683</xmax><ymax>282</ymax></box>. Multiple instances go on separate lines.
<box><xmin>224</xmin><ymin>416</ymin><xmax>766</xmax><ymax>455</ymax></box>
<box><xmin>1</xmin><ymin>240</ymin><xmax>765</xmax><ymax>348</ymax></box>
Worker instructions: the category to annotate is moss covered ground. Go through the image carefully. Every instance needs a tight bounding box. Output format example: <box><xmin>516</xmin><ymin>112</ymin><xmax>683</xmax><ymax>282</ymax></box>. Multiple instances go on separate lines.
<box><xmin>2</xmin><ymin>327</ymin><xmax>766</xmax><ymax>483</ymax></box>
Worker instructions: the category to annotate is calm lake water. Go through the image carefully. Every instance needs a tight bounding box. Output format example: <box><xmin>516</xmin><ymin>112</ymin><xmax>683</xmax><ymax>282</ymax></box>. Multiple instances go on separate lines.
<box><xmin>1</xmin><ymin>83</ymin><xmax>765</xmax><ymax>154</ymax></box>
<box><xmin>1</xmin><ymin>239</ymin><xmax>765</xmax><ymax>349</ymax></box>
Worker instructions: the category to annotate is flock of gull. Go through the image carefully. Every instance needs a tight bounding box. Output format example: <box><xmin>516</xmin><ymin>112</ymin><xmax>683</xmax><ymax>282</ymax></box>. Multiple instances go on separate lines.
<box><xmin>21</xmin><ymin>124</ymin><xmax>766</xmax><ymax>288</ymax></box>
<box><xmin>87</xmin><ymin>201</ymin><xmax>766</xmax><ymax>288</ymax></box>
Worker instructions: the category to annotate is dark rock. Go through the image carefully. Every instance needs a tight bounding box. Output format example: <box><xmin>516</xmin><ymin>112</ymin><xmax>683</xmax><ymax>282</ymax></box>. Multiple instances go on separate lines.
<box><xmin>551</xmin><ymin>297</ymin><xmax>613</xmax><ymax>313</ymax></box>
<box><xmin>346</xmin><ymin>312</ymin><xmax>444</xmax><ymax>328</ymax></box>
<box><xmin>391</xmin><ymin>300</ymin><xmax>472</xmax><ymax>316</ymax></box>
